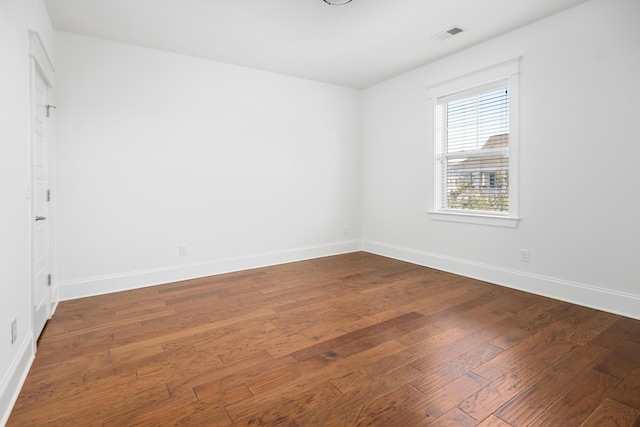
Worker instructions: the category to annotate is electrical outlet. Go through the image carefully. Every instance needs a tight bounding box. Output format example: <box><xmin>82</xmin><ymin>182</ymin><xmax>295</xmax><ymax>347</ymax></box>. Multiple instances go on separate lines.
<box><xmin>520</xmin><ymin>249</ymin><xmax>530</xmax><ymax>263</ymax></box>
<box><xmin>343</xmin><ymin>226</ymin><xmax>349</xmax><ymax>236</ymax></box>
<box><xmin>11</xmin><ymin>319</ymin><xmax>17</xmax><ymax>344</ymax></box>
<box><xmin>179</xmin><ymin>244</ymin><xmax>188</xmax><ymax>256</ymax></box>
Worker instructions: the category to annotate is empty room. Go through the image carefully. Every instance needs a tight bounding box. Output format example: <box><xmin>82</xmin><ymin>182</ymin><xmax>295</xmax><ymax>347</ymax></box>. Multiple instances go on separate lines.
<box><xmin>2</xmin><ymin>0</ymin><xmax>640</xmax><ymax>425</ymax></box>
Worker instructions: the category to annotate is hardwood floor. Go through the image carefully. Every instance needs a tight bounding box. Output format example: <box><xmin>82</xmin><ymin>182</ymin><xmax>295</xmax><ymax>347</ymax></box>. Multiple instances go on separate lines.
<box><xmin>7</xmin><ymin>252</ymin><xmax>640</xmax><ymax>426</ymax></box>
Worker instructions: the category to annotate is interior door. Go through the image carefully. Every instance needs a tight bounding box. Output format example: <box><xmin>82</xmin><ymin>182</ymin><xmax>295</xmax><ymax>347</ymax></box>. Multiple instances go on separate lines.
<box><xmin>31</xmin><ymin>63</ymin><xmax>51</xmax><ymax>341</ymax></box>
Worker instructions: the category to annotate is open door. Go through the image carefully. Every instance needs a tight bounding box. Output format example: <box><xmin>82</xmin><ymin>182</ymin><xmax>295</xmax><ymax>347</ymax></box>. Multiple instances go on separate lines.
<box><xmin>29</xmin><ymin>32</ymin><xmax>54</xmax><ymax>343</ymax></box>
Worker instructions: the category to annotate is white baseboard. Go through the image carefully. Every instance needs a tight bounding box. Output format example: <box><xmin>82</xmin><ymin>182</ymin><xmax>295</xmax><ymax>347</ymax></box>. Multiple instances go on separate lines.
<box><xmin>55</xmin><ymin>238</ymin><xmax>640</xmax><ymax>320</ymax></box>
<box><xmin>0</xmin><ymin>333</ymin><xmax>35</xmax><ymax>427</ymax></box>
<box><xmin>58</xmin><ymin>240</ymin><xmax>362</xmax><ymax>301</ymax></box>
<box><xmin>362</xmin><ymin>239</ymin><xmax>640</xmax><ymax>320</ymax></box>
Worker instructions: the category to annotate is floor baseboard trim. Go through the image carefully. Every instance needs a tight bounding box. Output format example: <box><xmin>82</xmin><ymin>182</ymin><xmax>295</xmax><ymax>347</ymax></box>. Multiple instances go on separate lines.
<box><xmin>362</xmin><ymin>239</ymin><xmax>640</xmax><ymax>320</ymax></box>
<box><xmin>0</xmin><ymin>333</ymin><xmax>35</xmax><ymax>427</ymax></box>
<box><xmin>58</xmin><ymin>240</ymin><xmax>362</xmax><ymax>301</ymax></box>
<box><xmin>55</xmin><ymin>238</ymin><xmax>640</xmax><ymax>320</ymax></box>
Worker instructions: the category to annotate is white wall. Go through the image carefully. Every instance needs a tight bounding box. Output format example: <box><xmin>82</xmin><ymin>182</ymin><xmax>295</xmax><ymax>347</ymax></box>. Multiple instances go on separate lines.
<box><xmin>0</xmin><ymin>2</ymin><xmax>31</xmax><ymax>423</ymax></box>
<box><xmin>361</xmin><ymin>0</ymin><xmax>640</xmax><ymax>319</ymax></box>
<box><xmin>0</xmin><ymin>0</ymin><xmax>55</xmax><ymax>424</ymax></box>
<box><xmin>54</xmin><ymin>32</ymin><xmax>362</xmax><ymax>299</ymax></box>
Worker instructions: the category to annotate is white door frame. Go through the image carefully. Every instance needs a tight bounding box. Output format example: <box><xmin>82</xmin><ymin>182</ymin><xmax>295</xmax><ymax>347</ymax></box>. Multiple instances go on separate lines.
<box><xmin>28</xmin><ymin>31</ymin><xmax>56</xmax><ymax>343</ymax></box>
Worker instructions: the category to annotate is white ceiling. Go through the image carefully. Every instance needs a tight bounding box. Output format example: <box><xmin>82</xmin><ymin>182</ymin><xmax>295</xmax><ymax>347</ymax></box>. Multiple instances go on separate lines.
<box><xmin>44</xmin><ymin>0</ymin><xmax>590</xmax><ymax>89</ymax></box>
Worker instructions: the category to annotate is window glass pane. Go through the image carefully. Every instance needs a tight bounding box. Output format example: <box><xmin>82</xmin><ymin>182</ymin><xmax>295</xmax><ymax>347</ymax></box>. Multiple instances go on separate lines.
<box><xmin>442</xmin><ymin>87</ymin><xmax>510</xmax><ymax>213</ymax></box>
<box><xmin>445</xmin><ymin>151</ymin><xmax>509</xmax><ymax>212</ymax></box>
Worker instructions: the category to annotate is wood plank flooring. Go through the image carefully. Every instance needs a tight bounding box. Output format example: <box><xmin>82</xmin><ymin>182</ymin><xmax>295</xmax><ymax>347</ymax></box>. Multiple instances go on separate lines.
<box><xmin>7</xmin><ymin>252</ymin><xmax>640</xmax><ymax>426</ymax></box>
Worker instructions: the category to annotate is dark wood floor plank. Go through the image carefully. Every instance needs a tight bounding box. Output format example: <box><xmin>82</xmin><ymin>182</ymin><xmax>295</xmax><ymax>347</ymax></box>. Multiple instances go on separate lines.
<box><xmin>579</xmin><ymin>398</ymin><xmax>640</xmax><ymax>427</ymax></box>
<box><xmin>471</xmin><ymin>321</ymin><xmax>575</xmax><ymax>382</ymax></box>
<box><xmin>102</xmin><ymin>389</ymin><xmax>199</xmax><ymax>427</ymax></box>
<box><xmin>290</xmin><ymin>312</ymin><xmax>423</xmax><ymax>361</ymax></box>
<box><xmin>381</xmin><ymin>372</ymin><xmax>490</xmax><ymax>426</ymax></box>
<box><xmin>488</xmin><ymin>325</ymin><xmax>531</xmax><ymax>350</ymax></box>
<box><xmin>605</xmin><ymin>366</ymin><xmax>640</xmax><ymax>410</ymax></box>
<box><xmin>294</xmin><ymin>364</ymin><xmax>424</xmax><ymax>426</ymax></box>
<box><xmin>476</xmin><ymin>415</ymin><xmax>514</xmax><ymax>426</ymax></box>
<box><xmin>494</xmin><ymin>345</ymin><xmax>612</xmax><ymax>426</ymax></box>
<box><xmin>227</xmin><ymin>380</ymin><xmax>341</xmax><ymax>426</ymax></box>
<box><xmin>411</xmin><ymin>342</ymin><xmax>504</xmax><ymax>397</ymax></box>
<box><xmin>352</xmin><ymin>383</ymin><xmax>425</xmax><ymax>427</ymax></box>
<box><xmin>530</xmin><ymin>369</ymin><xmax>621</xmax><ymax>427</ymax></box>
<box><xmin>409</xmin><ymin>317</ymin><xmax>512</xmax><ymax>375</ymax></box>
<box><xmin>166</xmin><ymin>349</ymin><xmax>275</xmax><ymax>396</ymax></box>
<box><xmin>108</xmin><ymin>306</ymin><xmax>275</xmax><ymax>357</ymax></box>
<box><xmin>7</xmin><ymin>252</ymin><xmax>640</xmax><ymax>426</ymax></box>
<box><xmin>457</xmin><ymin>358</ymin><xmax>552</xmax><ymax>422</ymax></box>
<box><xmin>429</xmin><ymin>407</ymin><xmax>480</xmax><ymax>427</ymax></box>
<box><xmin>193</xmin><ymin>355</ymin><xmax>297</xmax><ymax>401</ymax></box>
<box><xmin>595</xmin><ymin>341</ymin><xmax>640</xmax><ymax>379</ymax></box>
<box><xmin>563</xmin><ymin>310</ymin><xmax>620</xmax><ymax>346</ymax></box>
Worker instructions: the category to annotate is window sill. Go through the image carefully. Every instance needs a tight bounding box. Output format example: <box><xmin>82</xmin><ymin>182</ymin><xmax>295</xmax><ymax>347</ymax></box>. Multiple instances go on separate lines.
<box><xmin>427</xmin><ymin>211</ymin><xmax>519</xmax><ymax>228</ymax></box>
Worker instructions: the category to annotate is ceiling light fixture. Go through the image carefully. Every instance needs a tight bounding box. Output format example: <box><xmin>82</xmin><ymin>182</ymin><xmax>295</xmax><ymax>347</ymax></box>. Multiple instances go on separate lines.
<box><xmin>323</xmin><ymin>0</ymin><xmax>352</xmax><ymax>5</ymax></box>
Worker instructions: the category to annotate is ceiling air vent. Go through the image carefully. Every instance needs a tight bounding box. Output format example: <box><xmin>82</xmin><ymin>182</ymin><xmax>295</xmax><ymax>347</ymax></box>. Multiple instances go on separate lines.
<box><xmin>432</xmin><ymin>26</ymin><xmax>465</xmax><ymax>41</ymax></box>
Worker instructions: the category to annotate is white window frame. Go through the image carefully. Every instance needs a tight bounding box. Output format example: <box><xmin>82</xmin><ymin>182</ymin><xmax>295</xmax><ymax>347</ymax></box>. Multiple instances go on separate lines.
<box><xmin>426</xmin><ymin>58</ymin><xmax>520</xmax><ymax>228</ymax></box>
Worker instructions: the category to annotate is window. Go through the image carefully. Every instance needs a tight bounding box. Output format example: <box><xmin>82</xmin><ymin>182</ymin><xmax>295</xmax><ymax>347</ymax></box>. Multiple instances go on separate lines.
<box><xmin>437</xmin><ymin>83</ymin><xmax>510</xmax><ymax>213</ymax></box>
<box><xmin>427</xmin><ymin>58</ymin><xmax>519</xmax><ymax>227</ymax></box>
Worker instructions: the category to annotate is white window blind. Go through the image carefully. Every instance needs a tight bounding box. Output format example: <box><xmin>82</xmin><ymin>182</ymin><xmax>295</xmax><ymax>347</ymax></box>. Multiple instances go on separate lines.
<box><xmin>436</xmin><ymin>81</ymin><xmax>510</xmax><ymax>214</ymax></box>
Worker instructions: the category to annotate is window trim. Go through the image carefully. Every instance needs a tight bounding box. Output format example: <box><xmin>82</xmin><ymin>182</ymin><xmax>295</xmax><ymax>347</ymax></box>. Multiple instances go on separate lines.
<box><xmin>426</xmin><ymin>57</ymin><xmax>520</xmax><ymax>228</ymax></box>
